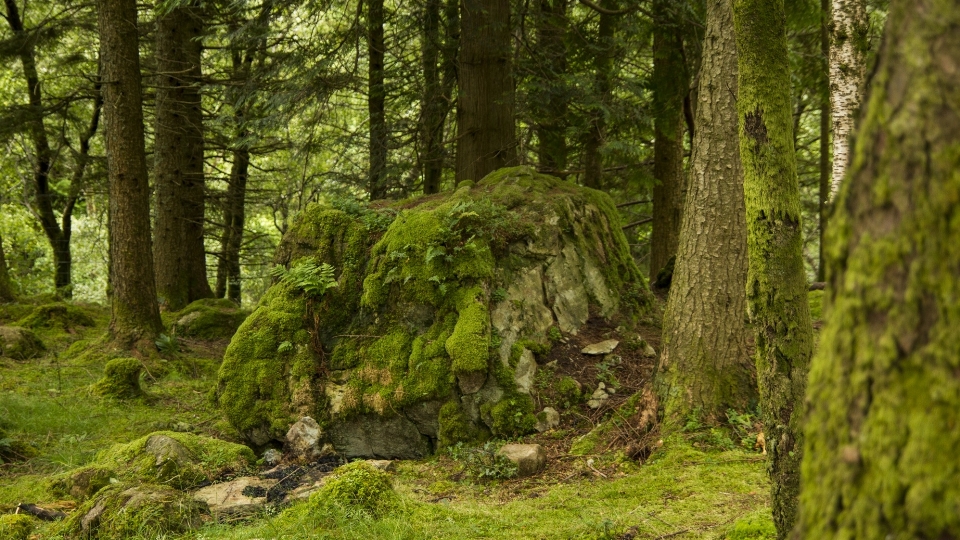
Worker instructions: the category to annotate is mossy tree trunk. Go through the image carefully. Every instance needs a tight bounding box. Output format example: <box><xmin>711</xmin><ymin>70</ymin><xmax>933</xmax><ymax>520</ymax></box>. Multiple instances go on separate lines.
<box><xmin>649</xmin><ymin>0</ymin><xmax>688</xmax><ymax>282</ymax></box>
<box><xmin>153</xmin><ymin>1</ymin><xmax>213</xmax><ymax>311</ymax></box>
<box><xmin>533</xmin><ymin>0</ymin><xmax>569</xmax><ymax>176</ymax></box>
<box><xmin>456</xmin><ymin>0</ymin><xmax>517</xmax><ymax>183</ymax></box>
<box><xmin>658</xmin><ymin>0</ymin><xmax>754</xmax><ymax>428</ymax></box>
<box><xmin>368</xmin><ymin>0</ymin><xmax>388</xmax><ymax>199</ymax></box>
<box><xmin>798</xmin><ymin>2</ymin><xmax>960</xmax><ymax>538</ymax></box>
<box><xmin>732</xmin><ymin>0</ymin><xmax>814</xmax><ymax>536</ymax></box>
<box><xmin>99</xmin><ymin>0</ymin><xmax>163</xmax><ymax>342</ymax></box>
<box><xmin>0</xmin><ymin>234</ymin><xmax>14</xmax><ymax>302</ymax></box>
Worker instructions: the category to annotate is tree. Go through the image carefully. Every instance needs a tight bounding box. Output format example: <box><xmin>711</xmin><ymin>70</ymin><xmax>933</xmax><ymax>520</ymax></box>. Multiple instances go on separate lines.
<box><xmin>4</xmin><ymin>0</ymin><xmax>102</xmax><ymax>296</ymax></box>
<box><xmin>421</xmin><ymin>0</ymin><xmax>459</xmax><ymax>194</ymax></box>
<box><xmin>368</xmin><ymin>0</ymin><xmax>387</xmax><ymax>199</ymax></box>
<box><xmin>732</xmin><ymin>0</ymin><xmax>814</xmax><ymax>536</ymax></box>
<box><xmin>827</xmin><ymin>0</ymin><xmax>866</xmax><ymax>198</ymax></box>
<box><xmin>580</xmin><ymin>0</ymin><xmax>617</xmax><ymax>189</ymax></box>
<box><xmin>0</xmin><ymin>234</ymin><xmax>14</xmax><ymax>301</ymax></box>
<box><xmin>658</xmin><ymin>0</ymin><xmax>753</xmax><ymax>427</ymax></box>
<box><xmin>649</xmin><ymin>0</ymin><xmax>688</xmax><ymax>282</ymax></box>
<box><xmin>153</xmin><ymin>0</ymin><xmax>213</xmax><ymax>311</ymax></box>
<box><xmin>99</xmin><ymin>0</ymin><xmax>163</xmax><ymax>341</ymax></box>
<box><xmin>532</xmin><ymin>0</ymin><xmax>569</xmax><ymax>176</ymax></box>
<box><xmin>799</xmin><ymin>1</ymin><xmax>960</xmax><ymax>537</ymax></box>
<box><xmin>456</xmin><ymin>0</ymin><xmax>517</xmax><ymax>183</ymax></box>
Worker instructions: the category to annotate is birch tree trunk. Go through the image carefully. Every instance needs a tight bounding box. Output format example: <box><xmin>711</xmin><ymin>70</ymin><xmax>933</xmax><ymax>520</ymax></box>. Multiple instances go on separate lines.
<box><xmin>658</xmin><ymin>0</ymin><xmax>754</xmax><ymax>427</ymax></box>
<box><xmin>732</xmin><ymin>0</ymin><xmax>814</xmax><ymax>536</ymax></box>
<box><xmin>828</xmin><ymin>0</ymin><xmax>866</xmax><ymax>197</ymax></box>
<box><xmin>0</xmin><ymin>234</ymin><xmax>14</xmax><ymax>302</ymax></box>
<box><xmin>798</xmin><ymin>1</ymin><xmax>960</xmax><ymax>537</ymax></box>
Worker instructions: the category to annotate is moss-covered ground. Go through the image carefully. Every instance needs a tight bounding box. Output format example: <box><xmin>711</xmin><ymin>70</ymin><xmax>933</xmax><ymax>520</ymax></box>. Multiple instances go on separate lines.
<box><xmin>0</xmin><ymin>291</ymin><xmax>832</xmax><ymax>539</ymax></box>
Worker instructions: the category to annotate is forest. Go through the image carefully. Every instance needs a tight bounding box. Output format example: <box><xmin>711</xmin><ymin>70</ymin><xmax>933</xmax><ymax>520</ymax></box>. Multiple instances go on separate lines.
<box><xmin>0</xmin><ymin>0</ymin><xmax>957</xmax><ymax>538</ymax></box>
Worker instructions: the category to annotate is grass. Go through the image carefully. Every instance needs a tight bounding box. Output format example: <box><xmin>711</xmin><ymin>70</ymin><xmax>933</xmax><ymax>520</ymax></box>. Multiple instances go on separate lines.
<box><xmin>0</xmin><ymin>299</ymin><xmax>775</xmax><ymax>539</ymax></box>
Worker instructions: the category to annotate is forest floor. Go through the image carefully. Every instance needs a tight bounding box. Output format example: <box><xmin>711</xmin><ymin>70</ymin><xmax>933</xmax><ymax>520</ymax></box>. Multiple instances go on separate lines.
<box><xmin>0</xmin><ymin>294</ymin><xmax>807</xmax><ymax>540</ymax></box>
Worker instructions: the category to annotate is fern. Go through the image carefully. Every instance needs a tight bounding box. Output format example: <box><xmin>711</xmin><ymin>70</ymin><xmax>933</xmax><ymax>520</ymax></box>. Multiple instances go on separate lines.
<box><xmin>270</xmin><ymin>259</ymin><xmax>339</xmax><ymax>298</ymax></box>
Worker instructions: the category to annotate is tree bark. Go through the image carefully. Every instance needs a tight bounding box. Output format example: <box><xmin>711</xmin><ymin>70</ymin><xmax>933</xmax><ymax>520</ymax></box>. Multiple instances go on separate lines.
<box><xmin>581</xmin><ymin>0</ymin><xmax>616</xmax><ymax>189</ymax></box>
<box><xmin>533</xmin><ymin>0</ymin><xmax>569</xmax><ymax>176</ymax></box>
<box><xmin>649</xmin><ymin>0</ymin><xmax>688</xmax><ymax>282</ymax></box>
<box><xmin>827</xmin><ymin>0</ymin><xmax>866</xmax><ymax>198</ymax></box>
<box><xmin>154</xmin><ymin>2</ymin><xmax>212</xmax><ymax>311</ymax></box>
<box><xmin>798</xmin><ymin>2</ymin><xmax>960</xmax><ymax>537</ymax></box>
<box><xmin>732</xmin><ymin>0</ymin><xmax>814</xmax><ymax>536</ymax></box>
<box><xmin>456</xmin><ymin>0</ymin><xmax>517</xmax><ymax>184</ymax></box>
<box><xmin>99</xmin><ymin>0</ymin><xmax>163</xmax><ymax>342</ymax></box>
<box><xmin>368</xmin><ymin>0</ymin><xmax>388</xmax><ymax>199</ymax></box>
<box><xmin>216</xmin><ymin>143</ymin><xmax>248</xmax><ymax>304</ymax></box>
<box><xmin>421</xmin><ymin>0</ymin><xmax>458</xmax><ymax>194</ymax></box>
<box><xmin>817</xmin><ymin>0</ymin><xmax>830</xmax><ymax>282</ymax></box>
<box><xmin>0</xmin><ymin>234</ymin><xmax>14</xmax><ymax>302</ymax></box>
<box><xmin>657</xmin><ymin>0</ymin><xmax>753</xmax><ymax>428</ymax></box>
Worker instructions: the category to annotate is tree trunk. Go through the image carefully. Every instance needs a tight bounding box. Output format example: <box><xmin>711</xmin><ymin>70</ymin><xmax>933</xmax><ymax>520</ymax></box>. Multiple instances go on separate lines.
<box><xmin>368</xmin><ymin>0</ymin><xmax>388</xmax><ymax>199</ymax></box>
<box><xmin>827</xmin><ymin>0</ymin><xmax>866</xmax><ymax>198</ymax></box>
<box><xmin>798</xmin><ymin>2</ymin><xmax>960</xmax><ymax>537</ymax></box>
<box><xmin>649</xmin><ymin>0</ymin><xmax>688</xmax><ymax>282</ymax></box>
<box><xmin>657</xmin><ymin>0</ymin><xmax>753</xmax><ymax>428</ymax></box>
<box><xmin>533</xmin><ymin>0</ymin><xmax>568</xmax><ymax>176</ymax></box>
<box><xmin>456</xmin><ymin>0</ymin><xmax>517</xmax><ymax>184</ymax></box>
<box><xmin>581</xmin><ymin>0</ymin><xmax>616</xmax><ymax>189</ymax></box>
<box><xmin>421</xmin><ymin>0</ymin><xmax>459</xmax><ymax>194</ymax></box>
<box><xmin>0</xmin><ymin>234</ymin><xmax>14</xmax><ymax>302</ymax></box>
<box><xmin>817</xmin><ymin>0</ymin><xmax>830</xmax><ymax>282</ymax></box>
<box><xmin>153</xmin><ymin>2</ymin><xmax>212</xmax><ymax>311</ymax></box>
<box><xmin>99</xmin><ymin>0</ymin><xmax>163</xmax><ymax>342</ymax></box>
<box><xmin>216</xmin><ymin>145</ymin><xmax>248</xmax><ymax>304</ymax></box>
<box><xmin>732</xmin><ymin>0</ymin><xmax>814</xmax><ymax>536</ymax></box>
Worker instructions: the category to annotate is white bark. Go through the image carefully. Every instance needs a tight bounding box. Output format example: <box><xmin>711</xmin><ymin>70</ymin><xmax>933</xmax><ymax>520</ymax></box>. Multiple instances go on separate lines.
<box><xmin>828</xmin><ymin>0</ymin><xmax>867</xmax><ymax>198</ymax></box>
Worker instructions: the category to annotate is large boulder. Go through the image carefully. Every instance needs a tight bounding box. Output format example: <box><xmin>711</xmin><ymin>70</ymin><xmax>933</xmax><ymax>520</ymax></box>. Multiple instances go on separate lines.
<box><xmin>171</xmin><ymin>298</ymin><xmax>250</xmax><ymax>340</ymax></box>
<box><xmin>59</xmin><ymin>484</ymin><xmax>205</xmax><ymax>540</ymax></box>
<box><xmin>0</xmin><ymin>326</ymin><xmax>45</xmax><ymax>360</ymax></box>
<box><xmin>216</xmin><ymin>167</ymin><xmax>652</xmax><ymax>456</ymax></box>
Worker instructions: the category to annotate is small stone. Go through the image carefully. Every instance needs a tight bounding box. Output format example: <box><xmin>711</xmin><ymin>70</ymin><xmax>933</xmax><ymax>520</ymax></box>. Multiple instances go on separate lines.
<box><xmin>581</xmin><ymin>339</ymin><xmax>619</xmax><ymax>356</ymax></box>
<box><xmin>587</xmin><ymin>386</ymin><xmax>610</xmax><ymax>409</ymax></box>
<box><xmin>192</xmin><ymin>477</ymin><xmax>278</xmax><ymax>519</ymax></box>
<box><xmin>602</xmin><ymin>353</ymin><xmax>622</xmax><ymax>366</ymax></box>
<box><xmin>514</xmin><ymin>349</ymin><xmax>537</xmax><ymax>394</ymax></box>
<box><xmin>643</xmin><ymin>342</ymin><xmax>657</xmax><ymax>357</ymax></box>
<box><xmin>534</xmin><ymin>407</ymin><xmax>560</xmax><ymax>432</ymax></box>
<box><xmin>497</xmin><ymin>444</ymin><xmax>547</xmax><ymax>477</ymax></box>
<box><xmin>365</xmin><ymin>459</ymin><xmax>395</xmax><ymax>472</ymax></box>
<box><xmin>286</xmin><ymin>417</ymin><xmax>324</xmax><ymax>462</ymax></box>
<box><xmin>262</xmin><ymin>449</ymin><xmax>282</xmax><ymax>467</ymax></box>
<box><xmin>170</xmin><ymin>422</ymin><xmax>194</xmax><ymax>433</ymax></box>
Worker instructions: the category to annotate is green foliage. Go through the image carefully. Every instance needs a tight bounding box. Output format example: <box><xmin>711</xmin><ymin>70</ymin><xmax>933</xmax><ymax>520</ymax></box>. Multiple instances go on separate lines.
<box><xmin>155</xmin><ymin>333</ymin><xmax>179</xmax><ymax>355</ymax></box>
<box><xmin>447</xmin><ymin>441</ymin><xmax>519</xmax><ymax>481</ymax></box>
<box><xmin>310</xmin><ymin>461</ymin><xmax>399</xmax><ymax>517</ymax></box>
<box><xmin>547</xmin><ymin>326</ymin><xmax>563</xmax><ymax>342</ymax></box>
<box><xmin>270</xmin><ymin>258</ymin><xmax>339</xmax><ymax>298</ymax></box>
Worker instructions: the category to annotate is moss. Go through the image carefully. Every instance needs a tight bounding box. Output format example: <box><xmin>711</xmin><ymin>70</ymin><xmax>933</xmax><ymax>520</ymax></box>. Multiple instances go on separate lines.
<box><xmin>556</xmin><ymin>376</ymin><xmax>583</xmax><ymax>405</ymax></box>
<box><xmin>446</xmin><ymin>288</ymin><xmax>490</xmax><ymax>377</ymax></box>
<box><xmin>0</xmin><ymin>514</ymin><xmax>33</xmax><ymax>540</ymax></box>
<box><xmin>309</xmin><ymin>461</ymin><xmax>399</xmax><ymax>517</ymax></box>
<box><xmin>93</xmin><ymin>358</ymin><xmax>143</xmax><ymax>400</ymax></box>
<box><xmin>91</xmin><ymin>431</ymin><xmax>254</xmax><ymax>489</ymax></box>
<box><xmin>570</xmin><ymin>391</ymin><xmax>651</xmax><ymax>456</ymax></box>
<box><xmin>724</xmin><ymin>510</ymin><xmax>777</xmax><ymax>539</ymax></box>
<box><xmin>58</xmin><ymin>483</ymin><xmax>204</xmax><ymax>540</ymax></box>
<box><xmin>807</xmin><ymin>290</ymin><xmax>823</xmax><ymax>322</ymax></box>
<box><xmin>486</xmin><ymin>397</ymin><xmax>536</xmax><ymax>439</ymax></box>
<box><xmin>0</xmin><ymin>326</ymin><xmax>45</xmax><ymax>361</ymax></box>
<box><xmin>49</xmin><ymin>465</ymin><xmax>115</xmax><ymax>500</ymax></box>
<box><xmin>438</xmin><ymin>401</ymin><xmax>479</xmax><ymax>448</ymax></box>
<box><xmin>171</xmin><ymin>298</ymin><xmax>250</xmax><ymax>340</ymax></box>
<box><xmin>16</xmin><ymin>302</ymin><xmax>96</xmax><ymax>330</ymax></box>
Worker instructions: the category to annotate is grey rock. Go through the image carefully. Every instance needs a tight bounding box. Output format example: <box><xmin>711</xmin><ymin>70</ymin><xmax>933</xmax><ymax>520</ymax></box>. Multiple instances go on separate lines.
<box><xmin>328</xmin><ymin>414</ymin><xmax>430</xmax><ymax>459</ymax></box>
<box><xmin>545</xmin><ymin>245</ymin><xmax>590</xmax><ymax>334</ymax></box>
<box><xmin>491</xmin><ymin>267</ymin><xmax>555</xmax><ymax>365</ymax></box>
<box><xmin>457</xmin><ymin>370</ymin><xmax>487</xmax><ymax>395</ymax></box>
<box><xmin>404</xmin><ymin>400</ymin><xmax>443</xmax><ymax>438</ymax></box>
<box><xmin>285</xmin><ymin>417</ymin><xmax>324</xmax><ymax>462</ymax></box>
<box><xmin>514</xmin><ymin>348</ymin><xmax>537</xmax><ymax>394</ymax></box>
<box><xmin>498</xmin><ymin>444</ymin><xmax>547</xmax><ymax>477</ymax></box>
<box><xmin>262</xmin><ymin>449</ymin><xmax>282</xmax><ymax>467</ymax></box>
<box><xmin>365</xmin><ymin>459</ymin><xmax>395</xmax><ymax>472</ymax></box>
<box><xmin>192</xmin><ymin>477</ymin><xmax>277</xmax><ymax>519</ymax></box>
<box><xmin>581</xmin><ymin>339</ymin><xmax>619</xmax><ymax>356</ymax></box>
<box><xmin>587</xmin><ymin>384</ymin><xmax>610</xmax><ymax>409</ymax></box>
<box><xmin>534</xmin><ymin>407</ymin><xmax>560</xmax><ymax>432</ymax></box>
<box><xmin>0</xmin><ymin>326</ymin><xmax>45</xmax><ymax>361</ymax></box>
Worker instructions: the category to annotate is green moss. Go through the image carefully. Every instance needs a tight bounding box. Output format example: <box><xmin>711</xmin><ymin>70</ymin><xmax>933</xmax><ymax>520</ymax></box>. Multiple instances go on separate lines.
<box><xmin>93</xmin><ymin>358</ymin><xmax>143</xmax><ymax>400</ymax></box>
<box><xmin>16</xmin><ymin>302</ymin><xmax>96</xmax><ymax>330</ymax></box>
<box><xmin>446</xmin><ymin>288</ymin><xmax>490</xmax><ymax>377</ymax></box>
<box><xmin>438</xmin><ymin>401</ymin><xmax>479</xmax><ymax>448</ymax></box>
<box><xmin>486</xmin><ymin>397</ymin><xmax>536</xmax><ymax>439</ymax></box>
<box><xmin>0</xmin><ymin>514</ymin><xmax>33</xmax><ymax>540</ymax></box>
<box><xmin>49</xmin><ymin>465</ymin><xmax>115</xmax><ymax>500</ymax></box>
<box><xmin>171</xmin><ymin>298</ymin><xmax>250</xmax><ymax>340</ymax></box>
<box><xmin>556</xmin><ymin>376</ymin><xmax>583</xmax><ymax>405</ymax></box>
<box><xmin>58</xmin><ymin>483</ymin><xmax>204</xmax><ymax>540</ymax></box>
<box><xmin>807</xmin><ymin>290</ymin><xmax>823</xmax><ymax>322</ymax></box>
<box><xmin>724</xmin><ymin>510</ymin><xmax>777</xmax><ymax>539</ymax></box>
<box><xmin>0</xmin><ymin>326</ymin><xmax>45</xmax><ymax>361</ymax></box>
<box><xmin>309</xmin><ymin>461</ymin><xmax>399</xmax><ymax>517</ymax></box>
<box><xmin>91</xmin><ymin>431</ymin><xmax>254</xmax><ymax>489</ymax></box>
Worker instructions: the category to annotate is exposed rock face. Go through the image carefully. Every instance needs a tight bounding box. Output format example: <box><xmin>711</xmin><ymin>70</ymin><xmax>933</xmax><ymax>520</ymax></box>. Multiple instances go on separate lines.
<box><xmin>0</xmin><ymin>326</ymin><xmax>45</xmax><ymax>361</ymax></box>
<box><xmin>217</xmin><ymin>167</ymin><xmax>652</xmax><ymax>456</ymax></box>
<box><xmin>285</xmin><ymin>416</ymin><xmax>326</xmax><ymax>462</ymax></box>
<box><xmin>498</xmin><ymin>443</ymin><xmax>547</xmax><ymax>476</ymax></box>
<box><xmin>192</xmin><ymin>477</ymin><xmax>277</xmax><ymax>519</ymax></box>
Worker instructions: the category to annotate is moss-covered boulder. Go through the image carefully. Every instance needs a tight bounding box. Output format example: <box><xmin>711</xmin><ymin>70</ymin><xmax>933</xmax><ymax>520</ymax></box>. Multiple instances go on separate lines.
<box><xmin>0</xmin><ymin>326</ymin><xmax>45</xmax><ymax>361</ymax></box>
<box><xmin>59</xmin><ymin>484</ymin><xmax>205</xmax><ymax>539</ymax></box>
<box><xmin>49</xmin><ymin>465</ymin><xmax>116</xmax><ymax>500</ymax></box>
<box><xmin>217</xmin><ymin>167</ymin><xmax>653</xmax><ymax>457</ymax></box>
<box><xmin>0</xmin><ymin>514</ymin><xmax>34</xmax><ymax>540</ymax></box>
<box><xmin>93</xmin><ymin>358</ymin><xmax>144</xmax><ymax>400</ymax></box>
<box><xmin>88</xmin><ymin>431</ymin><xmax>255</xmax><ymax>490</ymax></box>
<box><xmin>17</xmin><ymin>302</ymin><xmax>97</xmax><ymax>331</ymax></box>
<box><xmin>308</xmin><ymin>461</ymin><xmax>399</xmax><ymax>516</ymax></box>
<box><xmin>171</xmin><ymin>298</ymin><xmax>250</xmax><ymax>340</ymax></box>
